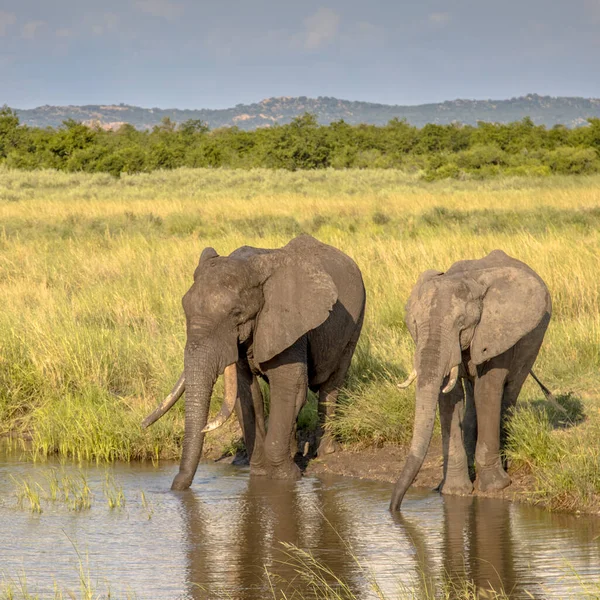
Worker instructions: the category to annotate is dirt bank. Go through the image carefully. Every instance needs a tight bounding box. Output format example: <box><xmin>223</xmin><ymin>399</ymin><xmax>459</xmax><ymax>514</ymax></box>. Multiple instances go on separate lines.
<box><xmin>302</xmin><ymin>443</ymin><xmax>541</xmax><ymax>507</ymax></box>
<box><xmin>210</xmin><ymin>438</ymin><xmax>549</xmax><ymax>510</ymax></box>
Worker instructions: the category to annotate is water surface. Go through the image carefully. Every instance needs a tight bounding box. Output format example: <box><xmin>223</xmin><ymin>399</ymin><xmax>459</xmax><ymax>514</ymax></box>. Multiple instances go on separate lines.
<box><xmin>0</xmin><ymin>453</ymin><xmax>598</xmax><ymax>598</ymax></box>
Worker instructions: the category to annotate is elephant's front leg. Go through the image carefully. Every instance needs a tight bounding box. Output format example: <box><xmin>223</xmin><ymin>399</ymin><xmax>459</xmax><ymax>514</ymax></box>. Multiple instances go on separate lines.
<box><xmin>474</xmin><ymin>358</ymin><xmax>511</xmax><ymax>493</ymax></box>
<box><xmin>234</xmin><ymin>360</ymin><xmax>266</xmax><ymax>468</ymax></box>
<box><xmin>259</xmin><ymin>343</ymin><xmax>307</xmax><ymax>480</ymax></box>
<box><xmin>439</xmin><ymin>382</ymin><xmax>473</xmax><ymax>496</ymax></box>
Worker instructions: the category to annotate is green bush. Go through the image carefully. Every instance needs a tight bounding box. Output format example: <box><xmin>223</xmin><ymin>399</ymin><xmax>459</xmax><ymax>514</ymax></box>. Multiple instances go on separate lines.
<box><xmin>3</xmin><ymin>110</ymin><xmax>600</xmax><ymax>179</ymax></box>
<box><xmin>456</xmin><ymin>144</ymin><xmax>507</xmax><ymax>169</ymax></box>
<box><xmin>544</xmin><ymin>147</ymin><xmax>599</xmax><ymax>174</ymax></box>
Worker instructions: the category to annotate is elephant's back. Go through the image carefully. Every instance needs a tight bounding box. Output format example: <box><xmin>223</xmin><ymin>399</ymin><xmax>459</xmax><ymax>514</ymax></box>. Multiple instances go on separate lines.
<box><xmin>293</xmin><ymin>235</ymin><xmax>366</xmax><ymax>313</ymax></box>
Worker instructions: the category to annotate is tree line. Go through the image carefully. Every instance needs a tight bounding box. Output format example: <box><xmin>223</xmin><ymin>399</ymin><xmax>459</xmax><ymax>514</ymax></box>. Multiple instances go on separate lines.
<box><xmin>1</xmin><ymin>106</ymin><xmax>600</xmax><ymax>179</ymax></box>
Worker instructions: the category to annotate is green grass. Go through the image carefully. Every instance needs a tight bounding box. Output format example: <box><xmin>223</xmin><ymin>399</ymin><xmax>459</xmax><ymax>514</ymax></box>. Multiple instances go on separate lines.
<box><xmin>0</xmin><ymin>168</ymin><xmax>599</xmax><ymax>511</ymax></box>
<box><xmin>10</xmin><ymin>469</ymin><xmax>93</xmax><ymax>512</ymax></box>
<box><xmin>103</xmin><ymin>472</ymin><xmax>125</xmax><ymax>509</ymax></box>
<box><xmin>506</xmin><ymin>394</ymin><xmax>600</xmax><ymax>512</ymax></box>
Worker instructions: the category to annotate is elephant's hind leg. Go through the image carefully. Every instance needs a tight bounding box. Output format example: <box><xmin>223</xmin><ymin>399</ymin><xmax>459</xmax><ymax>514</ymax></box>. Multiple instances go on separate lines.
<box><xmin>439</xmin><ymin>382</ymin><xmax>473</xmax><ymax>496</ymax></box>
<box><xmin>463</xmin><ymin>378</ymin><xmax>477</xmax><ymax>481</ymax></box>
<box><xmin>499</xmin><ymin>327</ymin><xmax>546</xmax><ymax>468</ymax></box>
<box><xmin>317</xmin><ymin>385</ymin><xmax>341</xmax><ymax>456</ymax></box>
<box><xmin>316</xmin><ymin>331</ymin><xmax>360</xmax><ymax>457</ymax></box>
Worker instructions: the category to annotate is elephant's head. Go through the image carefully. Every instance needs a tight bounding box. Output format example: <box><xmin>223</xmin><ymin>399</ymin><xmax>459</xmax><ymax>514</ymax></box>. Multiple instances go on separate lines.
<box><xmin>390</xmin><ymin>250</ymin><xmax>551</xmax><ymax>510</ymax></box>
<box><xmin>144</xmin><ymin>236</ymin><xmax>338</xmax><ymax>491</ymax></box>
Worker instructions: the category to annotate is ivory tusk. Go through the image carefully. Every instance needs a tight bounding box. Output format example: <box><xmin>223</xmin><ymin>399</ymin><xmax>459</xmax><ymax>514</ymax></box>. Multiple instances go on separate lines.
<box><xmin>442</xmin><ymin>365</ymin><xmax>460</xmax><ymax>394</ymax></box>
<box><xmin>397</xmin><ymin>369</ymin><xmax>417</xmax><ymax>389</ymax></box>
<box><xmin>201</xmin><ymin>363</ymin><xmax>238</xmax><ymax>433</ymax></box>
<box><xmin>141</xmin><ymin>373</ymin><xmax>185</xmax><ymax>428</ymax></box>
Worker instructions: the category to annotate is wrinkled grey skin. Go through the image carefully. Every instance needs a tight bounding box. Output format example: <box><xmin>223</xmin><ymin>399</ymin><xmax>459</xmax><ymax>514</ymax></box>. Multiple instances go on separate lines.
<box><xmin>170</xmin><ymin>235</ymin><xmax>365</xmax><ymax>491</ymax></box>
<box><xmin>390</xmin><ymin>250</ymin><xmax>551</xmax><ymax>511</ymax></box>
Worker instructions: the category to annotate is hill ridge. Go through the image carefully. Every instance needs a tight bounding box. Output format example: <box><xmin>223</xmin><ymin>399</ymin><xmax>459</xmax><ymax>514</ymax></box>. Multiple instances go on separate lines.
<box><xmin>12</xmin><ymin>93</ymin><xmax>600</xmax><ymax>130</ymax></box>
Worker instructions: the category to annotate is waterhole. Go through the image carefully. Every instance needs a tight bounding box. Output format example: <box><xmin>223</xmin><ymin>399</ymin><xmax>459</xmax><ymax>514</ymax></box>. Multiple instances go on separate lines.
<box><xmin>0</xmin><ymin>453</ymin><xmax>598</xmax><ymax>598</ymax></box>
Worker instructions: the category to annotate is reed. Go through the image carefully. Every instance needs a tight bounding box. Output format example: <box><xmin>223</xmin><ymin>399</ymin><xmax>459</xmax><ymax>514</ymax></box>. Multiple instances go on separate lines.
<box><xmin>103</xmin><ymin>472</ymin><xmax>125</xmax><ymax>509</ymax></box>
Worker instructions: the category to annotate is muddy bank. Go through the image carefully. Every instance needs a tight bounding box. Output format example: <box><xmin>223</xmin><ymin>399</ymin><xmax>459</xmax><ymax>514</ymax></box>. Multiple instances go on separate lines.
<box><xmin>302</xmin><ymin>443</ymin><xmax>598</xmax><ymax>514</ymax></box>
<box><xmin>209</xmin><ymin>439</ymin><xmax>552</xmax><ymax>511</ymax></box>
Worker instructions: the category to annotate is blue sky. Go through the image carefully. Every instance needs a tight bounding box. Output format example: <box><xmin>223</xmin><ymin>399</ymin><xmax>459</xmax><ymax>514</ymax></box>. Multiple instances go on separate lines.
<box><xmin>1</xmin><ymin>0</ymin><xmax>599</xmax><ymax>109</ymax></box>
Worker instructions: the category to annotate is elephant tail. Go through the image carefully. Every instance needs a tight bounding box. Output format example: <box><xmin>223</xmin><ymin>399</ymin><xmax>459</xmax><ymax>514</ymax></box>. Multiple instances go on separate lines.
<box><xmin>529</xmin><ymin>370</ymin><xmax>567</xmax><ymax>415</ymax></box>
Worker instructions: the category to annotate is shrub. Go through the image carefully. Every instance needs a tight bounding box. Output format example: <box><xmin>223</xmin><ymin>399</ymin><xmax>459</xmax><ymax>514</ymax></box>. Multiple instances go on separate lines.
<box><xmin>544</xmin><ymin>147</ymin><xmax>600</xmax><ymax>174</ymax></box>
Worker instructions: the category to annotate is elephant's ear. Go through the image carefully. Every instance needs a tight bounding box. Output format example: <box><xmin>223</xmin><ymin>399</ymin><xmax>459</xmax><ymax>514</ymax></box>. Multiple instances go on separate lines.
<box><xmin>252</xmin><ymin>255</ymin><xmax>338</xmax><ymax>365</ymax></box>
<box><xmin>470</xmin><ymin>267</ymin><xmax>550</xmax><ymax>365</ymax></box>
<box><xmin>193</xmin><ymin>247</ymin><xmax>219</xmax><ymax>279</ymax></box>
<box><xmin>405</xmin><ymin>270</ymin><xmax>443</xmax><ymax>342</ymax></box>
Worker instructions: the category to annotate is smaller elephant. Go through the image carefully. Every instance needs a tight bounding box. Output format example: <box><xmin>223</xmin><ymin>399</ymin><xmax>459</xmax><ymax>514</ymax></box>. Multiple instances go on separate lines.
<box><xmin>390</xmin><ymin>250</ymin><xmax>551</xmax><ymax>511</ymax></box>
<box><xmin>142</xmin><ymin>234</ymin><xmax>366</xmax><ymax>490</ymax></box>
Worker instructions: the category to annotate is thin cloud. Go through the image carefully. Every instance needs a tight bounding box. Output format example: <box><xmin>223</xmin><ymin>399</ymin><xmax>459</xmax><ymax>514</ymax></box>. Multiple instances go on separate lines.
<box><xmin>90</xmin><ymin>13</ymin><xmax>119</xmax><ymax>36</ymax></box>
<box><xmin>134</xmin><ymin>0</ymin><xmax>184</xmax><ymax>20</ymax></box>
<box><xmin>0</xmin><ymin>11</ymin><xmax>16</xmax><ymax>36</ymax></box>
<box><xmin>22</xmin><ymin>20</ymin><xmax>45</xmax><ymax>40</ymax></box>
<box><xmin>303</xmin><ymin>7</ymin><xmax>340</xmax><ymax>50</ymax></box>
<box><xmin>429</xmin><ymin>12</ymin><xmax>451</xmax><ymax>26</ymax></box>
<box><xmin>55</xmin><ymin>28</ymin><xmax>73</xmax><ymax>38</ymax></box>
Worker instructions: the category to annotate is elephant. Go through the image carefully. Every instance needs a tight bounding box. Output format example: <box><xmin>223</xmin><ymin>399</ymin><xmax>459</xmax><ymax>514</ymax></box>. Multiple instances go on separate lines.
<box><xmin>390</xmin><ymin>249</ymin><xmax>551</xmax><ymax>511</ymax></box>
<box><xmin>142</xmin><ymin>234</ymin><xmax>366</xmax><ymax>490</ymax></box>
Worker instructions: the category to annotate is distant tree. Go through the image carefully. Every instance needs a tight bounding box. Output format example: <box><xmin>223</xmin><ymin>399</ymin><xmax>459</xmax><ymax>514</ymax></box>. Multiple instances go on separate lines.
<box><xmin>0</xmin><ymin>105</ymin><xmax>21</xmax><ymax>158</ymax></box>
<box><xmin>583</xmin><ymin>118</ymin><xmax>600</xmax><ymax>152</ymax></box>
<box><xmin>48</xmin><ymin>120</ymin><xmax>96</xmax><ymax>162</ymax></box>
<box><xmin>179</xmin><ymin>119</ymin><xmax>209</xmax><ymax>136</ymax></box>
<box><xmin>153</xmin><ymin>116</ymin><xmax>176</xmax><ymax>134</ymax></box>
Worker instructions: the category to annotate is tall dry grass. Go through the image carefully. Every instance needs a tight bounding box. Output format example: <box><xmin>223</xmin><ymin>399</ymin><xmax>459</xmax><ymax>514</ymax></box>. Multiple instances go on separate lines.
<box><xmin>0</xmin><ymin>168</ymin><xmax>599</xmax><ymax>508</ymax></box>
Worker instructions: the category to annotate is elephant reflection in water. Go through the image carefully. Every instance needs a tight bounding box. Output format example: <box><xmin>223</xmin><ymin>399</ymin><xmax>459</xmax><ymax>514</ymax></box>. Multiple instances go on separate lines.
<box><xmin>441</xmin><ymin>496</ymin><xmax>518</xmax><ymax>597</ymax></box>
<box><xmin>396</xmin><ymin>497</ymin><xmax>549</xmax><ymax>599</ymax></box>
<box><xmin>177</xmin><ymin>477</ymin><xmax>362</xmax><ymax>600</ymax></box>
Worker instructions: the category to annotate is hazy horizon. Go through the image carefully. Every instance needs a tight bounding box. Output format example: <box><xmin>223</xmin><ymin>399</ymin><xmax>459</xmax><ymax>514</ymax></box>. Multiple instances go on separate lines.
<box><xmin>1</xmin><ymin>0</ymin><xmax>599</xmax><ymax>110</ymax></box>
<box><xmin>10</xmin><ymin>91</ymin><xmax>600</xmax><ymax>112</ymax></box>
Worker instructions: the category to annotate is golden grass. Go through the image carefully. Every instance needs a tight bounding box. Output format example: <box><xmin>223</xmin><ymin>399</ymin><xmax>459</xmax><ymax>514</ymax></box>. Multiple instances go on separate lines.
<box><xmin>0</xmin><ymin>167</ymin><xmax>598</xmax><ymax>509</ymax></box>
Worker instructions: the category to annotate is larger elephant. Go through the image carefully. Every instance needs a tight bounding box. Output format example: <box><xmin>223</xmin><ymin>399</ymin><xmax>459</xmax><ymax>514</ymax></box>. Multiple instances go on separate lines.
<box><xmin>143</xmin><ymin>235</ymin><xmax>366</xmax><ymax>490</ymax></box>
<box><xmin>390</xmin><ymin>250</ymin><xmax>551</xmax><ymax>511</ymax></box>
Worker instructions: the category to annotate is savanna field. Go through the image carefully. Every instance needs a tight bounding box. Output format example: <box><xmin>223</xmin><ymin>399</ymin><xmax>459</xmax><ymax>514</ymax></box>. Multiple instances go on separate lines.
<box><xmin>0</xmin><ymin>167</ymin><xmax>599</xmax><ymax>516</ymax></box>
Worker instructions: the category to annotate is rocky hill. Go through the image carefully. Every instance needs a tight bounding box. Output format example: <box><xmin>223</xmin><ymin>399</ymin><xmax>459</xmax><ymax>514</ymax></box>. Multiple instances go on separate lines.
<box><xmin>12</xmin><ymin>94</ymin><xmax>600</xmax><ymax>130</ymax></box>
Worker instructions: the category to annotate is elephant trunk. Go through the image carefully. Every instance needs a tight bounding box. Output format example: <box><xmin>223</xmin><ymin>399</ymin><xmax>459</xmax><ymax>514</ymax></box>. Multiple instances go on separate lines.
<box><xmin>390</xmin><ymin>326</ymin><xmax>456</xmax><ymax>511</ymax></box>
<box><xmin>171</xmin><ymin>343</ymin><xmax>219</xmax><ymax>491</ymax></box>
<box><xmin>390</xmin><ymin>381</ymin><xmax>439</xmax><ymax>511</ymax></box>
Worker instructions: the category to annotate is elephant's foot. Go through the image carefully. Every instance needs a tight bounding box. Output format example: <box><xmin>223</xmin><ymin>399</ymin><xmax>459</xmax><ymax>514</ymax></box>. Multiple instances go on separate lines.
<box><xmin>476</xmin><ymin>465</ymin><xmax>511</xmax><ymax>493</ymax></box>
<box><xmin>249</xmin><ymin>453</ymin><xmax>268</xmax><ymax>476</ymax></box>
<box><xmin>440</xmin><ymin>470</ymin><xmax>474</xmax><ymax>496</ymax></box>
<box><xmin>268</xmin><ymin>460</ymin><xmax>302</xmax><ymax>480</ymax></box>
<box><xmin>317</xmin><ymin>434</ymin><xmax>340</xmax><ymax>457</ymax></box>
<box><xmin>249</xmin><ymin>463</ymin><xmax>268</xmax><ymax>477</ymax></box>
<box><xmin>249</xmin><ymin>444</ymin><xmax>268</xmax><ymax>475</ymax></box>
<box><xmin>171</xmin><ymin>472</ymin><xmax>193</xmax><ymax>491</ymax></box>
